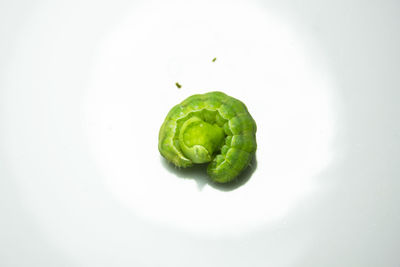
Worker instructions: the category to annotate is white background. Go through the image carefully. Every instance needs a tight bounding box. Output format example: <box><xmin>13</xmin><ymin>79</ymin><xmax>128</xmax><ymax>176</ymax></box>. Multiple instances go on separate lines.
<box><xmin>1</xmin><ymin>0</ymin><xmax>399</xmax><ymax>266</ymax></box>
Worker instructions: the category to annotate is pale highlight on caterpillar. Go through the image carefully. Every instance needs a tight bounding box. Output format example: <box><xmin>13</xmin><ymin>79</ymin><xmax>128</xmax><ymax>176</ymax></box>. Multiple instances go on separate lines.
<box><xmin>159</xmin><ymin>91</ymin><xmax>257</xmax><ymax>183</ymax></box>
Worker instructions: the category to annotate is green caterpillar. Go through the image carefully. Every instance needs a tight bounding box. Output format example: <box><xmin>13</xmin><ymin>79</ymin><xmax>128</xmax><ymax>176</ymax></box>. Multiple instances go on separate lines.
<box><xmin>158</xmin><ymin>91</ymin><xmax>257</xmax><ymax>183</ymax></box>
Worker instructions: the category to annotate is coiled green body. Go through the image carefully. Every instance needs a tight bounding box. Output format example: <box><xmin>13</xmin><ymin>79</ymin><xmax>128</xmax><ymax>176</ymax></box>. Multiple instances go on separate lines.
<box><xmin>158</xmin><ymin>91</ymin><xmax>257</xmax><ymax>183</ymax></box>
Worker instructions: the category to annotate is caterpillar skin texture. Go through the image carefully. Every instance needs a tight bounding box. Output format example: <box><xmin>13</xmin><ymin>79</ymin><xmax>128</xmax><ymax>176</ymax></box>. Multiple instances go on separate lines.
<box><xmin>159</xmin><ymin>91</ymin><xmax>257</xmax><ymax>183</ymax></box>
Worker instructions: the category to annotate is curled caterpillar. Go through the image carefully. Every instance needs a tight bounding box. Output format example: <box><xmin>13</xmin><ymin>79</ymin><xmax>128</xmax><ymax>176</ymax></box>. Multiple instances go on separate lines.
<box><xmin>158</xmin><ymin>91</ymin><xmax>257</xmax><ymax>183</ymax></box>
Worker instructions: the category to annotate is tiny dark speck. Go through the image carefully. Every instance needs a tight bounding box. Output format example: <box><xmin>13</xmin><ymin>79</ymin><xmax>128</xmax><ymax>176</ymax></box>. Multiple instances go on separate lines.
<box><xmin>212</xmin><ymin>57</ymin><xmax>217</xmax><ymax>62</ymax></box>
<box><xmin>175</xmin><ymin>82</ymin><xmax>182</xmax><ymax>89</ymax></box>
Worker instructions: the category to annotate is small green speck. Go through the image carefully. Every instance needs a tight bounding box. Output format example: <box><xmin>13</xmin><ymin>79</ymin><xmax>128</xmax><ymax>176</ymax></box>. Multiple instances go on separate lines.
<box><xmin>175</xmin><ymin>82</ymin><xmax>182</xmax><ymax>89</ymax></box>
<box><xmin>212</xmin><ymin>57</ymin><xmax>217</xmax><ymax>62</ymax></box>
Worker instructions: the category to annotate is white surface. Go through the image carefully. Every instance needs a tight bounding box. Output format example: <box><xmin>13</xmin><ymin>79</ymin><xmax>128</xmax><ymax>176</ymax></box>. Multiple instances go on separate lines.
<box><xmin>1</xmin><ymin>0</ymin><xmax>399</xmax><ymax>266</ymax></box>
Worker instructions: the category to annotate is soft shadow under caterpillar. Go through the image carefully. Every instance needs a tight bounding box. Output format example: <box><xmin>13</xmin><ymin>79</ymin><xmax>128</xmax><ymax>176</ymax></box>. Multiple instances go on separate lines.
<box><xmin>159</xmin><ymin>91</ymin><xmax>257</xmax><ymax>183</ymax></box>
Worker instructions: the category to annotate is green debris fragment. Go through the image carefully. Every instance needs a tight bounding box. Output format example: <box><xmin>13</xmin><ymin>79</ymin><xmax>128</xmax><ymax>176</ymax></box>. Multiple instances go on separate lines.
<box><xmin>175</xmin><ymin>82</ymin><xmax>182</xmax><ymax>89</ymax></box>
<box><xmin>212</xmin><ymin>57</ymin><xmax>217</xmax><ymax>62</ymax></box>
